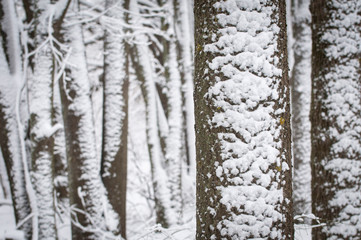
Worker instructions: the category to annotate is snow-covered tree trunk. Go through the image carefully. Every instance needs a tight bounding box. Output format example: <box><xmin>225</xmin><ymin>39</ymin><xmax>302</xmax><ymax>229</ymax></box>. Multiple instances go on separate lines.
<box><xmin>164</xmin><ymin>39</ymin><xmax>183</xmax><ymax>224</ymax></box>
<box><xmin>52</xmin><ymin>79</ymin><xmax>68</xmax><ymax>201</ymax></box>
<box><xmin>0</xmin><ymin>58</ymin><xmax>33</xmax><ymax>240</ymax></box>
<box><xmin>58</xmin><ymin>1</ymin><xmax>104</xmax><ymax>238</ymax></box>
<box><xmin>101</xmin><ymin>0</ymin><xmax>129</xmax><ymax>237</ymax></box>
<box><xmin>130</xmin><ymin>41</ymin><xmax>172</xmax><ymax>227</ymax></box>
<box><xmin>160</xmin><ymin>1</ymin><xmax>184</xmax><ymax>224</ymax></box>
<box><xmin>28</xmin><ymin>2</ymin><xmax>62</xmax><ymax>238</ymax></box>
<box><xmin>194</xmin><ymin>0</ymin><xmax>293</xmax><ymax>239</ymax></box>
<box><xmin>129</xmin><ymin>1</ymin><xmax>173</xmax><ymax>227</ymax></box>
<box><xmin>29</xmin><ymin>45</ymin><xmax>57</xmax><ymax>240</ymax></box>
<box><xmin>175</xmin><ymin>0</ymin><xmax>195</xmax><ymax>177</ymax></box>
<box><xmin>310</xmin><ymin>0</ymin><xmax>361</xmax><ymax>239</ymax></box>
<box><xmin>0</xmin><ymin>1</ymin><xmax>33</xmax><ymax>238</ymax></box>
<box><xmin>0</xmin><ymin>152</ymin><xmax>11</xmax><ymax>199</ymax></box>
<box><xmin>290</xmin><ymin>0</ymin><xmax>311</xmax><ymax>216</ymax></box>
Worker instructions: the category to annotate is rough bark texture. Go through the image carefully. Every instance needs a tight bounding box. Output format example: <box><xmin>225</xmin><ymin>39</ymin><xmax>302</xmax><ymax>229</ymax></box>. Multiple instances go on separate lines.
<box><xmin>0</xmin><ymin>91</ymin><xmax>32</xmax><ymax>240</ymax></box>
<box><xmin>310</xmin><ymin>0</ymin><xmax>361</xmax><ymax>239</ymax></box>
<box><xmin>28</xmin><ymin>3</ymin><xmax>60</xmax><ymax>237</ymax></box>
<box><xmin>290</xmin><ymin>0</ymin><xmax>312</xmax><ymax>216</ymax></box>
<box><xmin>195</xmin><ymin>0</ymin><xmax>293</xmax><ymax>239</ymax></box>
<box><xmin>52</xmin><ymin>80</ymin><xmax>68</xmax><ymax>201</ymax></box>
<box><xmin>59</xmin><ymin>2</ymin><xmax>104</xmax><ymax>239</ymax></box>
<box><xmin>101</xmin><ymin>0</ymin><xmax>130</xmax><ymax>237</ymax></box>
<box><xmin>29</xmin><ymin>45</ymin><xmax>57</xmax><ymax>240</ymax></box>
<box><xmin>0</xmin><ymin>1</ymin><xmax>32</xmax><ymax>238</ymax></box>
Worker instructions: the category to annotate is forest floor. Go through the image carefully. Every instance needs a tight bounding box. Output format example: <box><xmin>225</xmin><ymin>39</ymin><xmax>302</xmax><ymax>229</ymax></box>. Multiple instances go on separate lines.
<box><xmin>0</xmin><ymin>203</ymin><xmax>311</xmax><ymax>240</ymax></box>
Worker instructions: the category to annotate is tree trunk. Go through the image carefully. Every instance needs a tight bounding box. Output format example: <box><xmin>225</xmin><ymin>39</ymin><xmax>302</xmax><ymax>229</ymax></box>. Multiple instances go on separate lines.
<box><xmin>28</xmin><ymin>3</ymin><xmax>63</xmax><ymax>238</ymax></box>
<box><xmin>161</xmin><ymin>0</ymin><xmax>184</xmax><ymax>224</ymax></box>
<box><xmin>0</xmin><ymin>77</ymin><xmax>32</xmax><ymax>240</ymax></box>
<box><xmin>194</xmin><ymin>0</ymin><xmax>293</xmax><ymax>239</ymax></box>
<box><xmin>310</xmin><ymin>0</ymin><xmax>361</xmax><ymax>239</ymax></box>
<box><xmin>290</xmin><ymin>0</ymin><xmax>312</xmax><ymax>216</ymax></box>
<box><xmin>0</xmin><ymin>1</ymin><xmax>33</xmax><ymax>238</ymax></box>
<box><xmin>130</xmin><ymin>42</ymin><xmax>172</xmax><ymax>228</ymax></box>
<box><xmin>128</xmin><ymin>1</ymin><xmax>173</xmax><ymax>228</ymax></box>
<box><xmin>101</xmin><ymin>0</ymin><xmax>130</xmax><ymax>237</ymax></box>
<box><xmin>175</xmin><ymin>0</ymin><xmax>196</xmax><ymax>177</ymax></box>
<box><xmin>59</xmin><ymin>2</ymin><xmax>104</xmax><ymax>239</ymax></box>
<box><xmin>29</xmin><ymin>44</ymin><xmax>57</xmax><ymax>239</ymax></box>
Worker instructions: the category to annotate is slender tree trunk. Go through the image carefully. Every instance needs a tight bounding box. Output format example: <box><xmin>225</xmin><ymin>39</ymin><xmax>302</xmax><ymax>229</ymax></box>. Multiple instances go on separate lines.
<box><xmin>194</xmin><ymin>0</ymin><xmax>293</xmax><ymax>239</ymax></box>
<box><xmin>290</xmin><ymin>0</ymin><xmax>312</xmax><ymax>216</ymax></box>
<box><xmin>28</xmin><ymin>3</ymin><xmax>63</xmax><ymax>237</ymax></box>
<box><xmin>0</xmin><ymin>151</ymin><xmax>10</xmax><ymax>199</ymax></box>
<box><xmin>29</xmin><ymin>43</ymin><xmax>57</xmax><ymax>239</ymax></box>
<box><xmin>130</xmin><ymin>43</ymin><xmax>172</xmax><ymax>228</ymax></box>
<box><xmin>128</xmin><ymin>1</ymin><xmax>173</xmax><ymax>228</ymax></box>
<box><xmin>101</xmin><ymin>0</ymin><xmax>130</xmax><ymax>237</ymax></box>
<box><xmin>161</xmin><ymin>1</ymin><xmax>184</xmax><ymax>224</ymax></box>
<box><xmin>175</xmin><ymin>0</ymin><xmax>196</xmax><ymax>177</ymax></box>
<box><xmin>310</xmin><ymin>0</ymin><xmax>361</xmax><ymax>239</ymax></box>
<box><xmin>58</xmin><ymin>2</ymin><xmax>104</xmax><ymax>238</ymax></box>
<box><xmin>0</xmin><ymin>1</ymin><xmax>33</xmax><ymax>238</ymax></box>
<box><xmin>0</xmin><ymin>79</ymin><xmax>32</xmax><ymax>240</ymax></box>
<box><xmin>164</xmin><ymin>38</ymin><xmax>183</xmax><ymax>224</ymax></box>
<box><xmin>52</xmin><ymin>78</ymin><xmax>68</xmax><ymax>201</ymax></box>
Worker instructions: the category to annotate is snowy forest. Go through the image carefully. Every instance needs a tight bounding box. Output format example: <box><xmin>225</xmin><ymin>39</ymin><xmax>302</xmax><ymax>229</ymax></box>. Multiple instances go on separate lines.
<box><xmin>0</xmin><ymin>0</ymin><xmax>360</xmax><ymax>239</ymax></box>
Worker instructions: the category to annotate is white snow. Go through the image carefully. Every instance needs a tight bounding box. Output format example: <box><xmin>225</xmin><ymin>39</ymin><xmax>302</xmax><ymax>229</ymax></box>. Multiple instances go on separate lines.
<box><xmin>202</xmin><ymin>0</ymin><xmax>291</xmax><ymax>238</ymax></box>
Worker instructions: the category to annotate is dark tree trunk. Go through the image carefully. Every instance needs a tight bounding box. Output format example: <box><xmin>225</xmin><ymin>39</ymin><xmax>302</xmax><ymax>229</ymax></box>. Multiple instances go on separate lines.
<box><xmin>58</xmin><ymin>2</ymin><xmax>104</xmax><ymax>239</ymax></box>
<box><xmin>310</xmin><ymin>0</ymin><xmax>361</xmax><ymax>239</ymax></box>
<box><xmin>194</xmin><ymin>0</ymin><xmax>293</xmax><ymax>239</ymax></box>
<box><xmin>101</xmin><ymin>0</ymin><xmax>130</xmax><ymax>237</ymax></box>
<box><xmin>0</xmin><ymin>1</ymin><xmax>32</xmax><ymax>238</ymax></box>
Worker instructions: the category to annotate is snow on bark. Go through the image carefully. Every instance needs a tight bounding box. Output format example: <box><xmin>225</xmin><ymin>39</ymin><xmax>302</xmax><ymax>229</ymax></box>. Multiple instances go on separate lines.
<box><xmin>290</xmin><ymin>0</ymin><xmax>311</xmax><ymax>216</ymax></box>
<box><xmin>59</xmin><ymin>2</ymin><xmax>104</xmax><ymax>238</ymax></box>
<box><xmin>0</xmin><ymin>151</ymin><xmax>11</xmax><ymax>199</ymax></box>
<box><xmin>0</xmin><ymin>58</ymin><xmax>32</xmax><ymax>240</ymax></box>
<box><xmin>52</xmin><ymin>75</ymin><xmax>68</xmax><ymax>200</ymax></box>
<box><xmin>0</xmin><ymin>1</ymin><xmax>34</xmax><ymax>238</ymax></box>
<box><xmin>29</xmin><ymin>44</ymin><xmax>57</xmax><ymax>239</ymax></box>
<box><xmin>311</xmin><ymin>0</ymin><xmax>361</xmax><ymax>239</ymax></box>
<box><xmin>101</xmin><ymin>0</ymin><xmax>129</xmax><ymax>237</ymax></box>
<box><xmin>175</xmin><ymin>0</ymin><xmax>196</xmax><ymax>178</ymax></box>
<box><xmin>165</xmin><ymin>38</ymin><xmax>183</xmax><ymax>224</ymax></box>
<box><xmin>1</xmin><ymin>0</ymin><xmax>21</xmax><ymax>75</ymax></box>
<box><xmin>28</xmin><ymin>2</ymin><xmax>62</xmax><ymax>238</ymax></box>
<box><xmin>195</xmin><ymin>0</ymin><xmax>293</xmax><ymax>239</ymax></box>
<box><xmin>162</xmin><ymin>1</ymin><xmax>184</xmax><ymax>224</ymax></box>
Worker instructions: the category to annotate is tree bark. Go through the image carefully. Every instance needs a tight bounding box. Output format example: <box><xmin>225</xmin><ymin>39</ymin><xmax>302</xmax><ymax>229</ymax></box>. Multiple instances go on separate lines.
<box><xmin>58</xmin><ymin>2</ymin><xmax>104</xmax><ymax>238</ymax></box>
<box><xmin>101</xmin><ymin>0</ymin><xmax>130</xmax><ymax>237</ymax></box>
<box><xmin>310</xmin><ymin>0</ymin><xmax>361</xmax><ymax>239</ymax></box>
<box><xmin>29</xmin><ymin>45</ymin><xmax>57</xmax><ymax>239</ymax></box>
<box><xmin>0</xmin><ymin>1</ymin><xmax>33</xmax><ymax>238</ymax></box>
<box><xmin>161</xmin><ymin>0</ymin><xmax>184</xmax><ymax>224</ymax></box>
<box><xmin>0</xmin><ymin>83</ymin><xmax>32</xmax><ymax>240</ymax></box>
<box><xmin>194</xmin><ymin>0</ymin><xmax>293</xmax><ymax>239</ymax></box>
